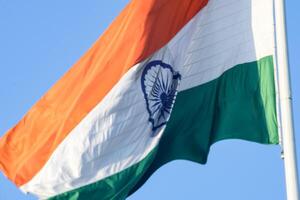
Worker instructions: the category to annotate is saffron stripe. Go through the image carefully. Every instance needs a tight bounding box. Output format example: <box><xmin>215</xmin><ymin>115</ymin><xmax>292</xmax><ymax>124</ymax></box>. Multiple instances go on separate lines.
<box><xmin>0</xmin><ymin>0</ymin><xmax>208</xmax><ymax>186</ymax></box>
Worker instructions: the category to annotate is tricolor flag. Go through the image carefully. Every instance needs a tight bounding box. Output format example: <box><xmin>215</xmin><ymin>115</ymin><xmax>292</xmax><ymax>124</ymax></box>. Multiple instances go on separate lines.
<box><xmin>0</xmin><ymin>0</ymin><xmax>280</xmax><ymax>199</ymax></box>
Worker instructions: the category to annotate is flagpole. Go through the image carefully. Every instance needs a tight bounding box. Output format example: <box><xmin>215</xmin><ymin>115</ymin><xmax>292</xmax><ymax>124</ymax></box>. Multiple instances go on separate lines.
<box><xmin>274</xmin><ymin>0</ymin><xmax>300</xmax><ymax>199</ymax></box>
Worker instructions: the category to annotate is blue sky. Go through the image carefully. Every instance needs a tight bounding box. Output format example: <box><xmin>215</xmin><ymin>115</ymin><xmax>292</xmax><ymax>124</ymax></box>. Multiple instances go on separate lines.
<box><xmin>0</xmin><ymin>1</ymin><xmax>299</xmax><ymax>199</ymax></box>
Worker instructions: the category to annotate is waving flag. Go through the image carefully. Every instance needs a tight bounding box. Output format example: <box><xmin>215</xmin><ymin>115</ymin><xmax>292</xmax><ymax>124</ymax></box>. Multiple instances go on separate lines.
<box><xmin>0</xmin><ymin>0</ymin><xmax>279</xmax><ymax>199</ymax></box>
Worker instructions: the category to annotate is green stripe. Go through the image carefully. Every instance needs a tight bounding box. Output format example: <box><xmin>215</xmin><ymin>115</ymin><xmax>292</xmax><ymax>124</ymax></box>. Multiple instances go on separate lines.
<box><xmin>49</xmin><ymin>56</ymin><xmax>278</xmax><ymax>200</ymax></box>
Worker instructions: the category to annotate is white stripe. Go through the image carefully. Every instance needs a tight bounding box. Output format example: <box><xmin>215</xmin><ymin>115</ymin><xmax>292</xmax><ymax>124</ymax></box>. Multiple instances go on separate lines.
<box><xmin>21</xmin><ymin>0</ymin><xmax>275</xmax><ymax>198</ymax></box>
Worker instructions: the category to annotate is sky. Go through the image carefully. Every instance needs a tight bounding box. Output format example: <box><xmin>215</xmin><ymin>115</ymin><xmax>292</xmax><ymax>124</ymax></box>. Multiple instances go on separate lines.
<box><xmin>0</xmin><ymin>0</ymin><xmax>299</xmax><ymax>200</ymax></box>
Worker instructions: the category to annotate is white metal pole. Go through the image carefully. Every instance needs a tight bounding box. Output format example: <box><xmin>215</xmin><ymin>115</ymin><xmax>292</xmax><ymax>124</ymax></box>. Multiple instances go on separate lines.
<box><xmin>274</xmin><ymin>0</ymin><xmax>300</xmax><ymax>199</ymax></box>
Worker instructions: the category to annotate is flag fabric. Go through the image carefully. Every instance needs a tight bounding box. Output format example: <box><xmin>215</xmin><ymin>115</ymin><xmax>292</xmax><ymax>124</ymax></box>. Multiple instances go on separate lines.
<box><xmin>0</xmin><ymin>0</ymin><xmax>279</xmax><ymax>199</ymax></box>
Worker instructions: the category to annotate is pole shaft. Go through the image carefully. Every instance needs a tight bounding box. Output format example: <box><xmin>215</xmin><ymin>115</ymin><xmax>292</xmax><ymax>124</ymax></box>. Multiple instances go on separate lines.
<box><xmin>274</xmin><ymin>0</ymin><xmax>300</xmax><ymax>199</ymax></box>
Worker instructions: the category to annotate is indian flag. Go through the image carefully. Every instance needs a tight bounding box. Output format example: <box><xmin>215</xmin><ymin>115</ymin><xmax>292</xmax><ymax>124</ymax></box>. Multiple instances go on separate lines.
<box><xmin>0</xmin><ymin>0</ymin><xmax>279</xmax><ymax>199</ymax></box>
